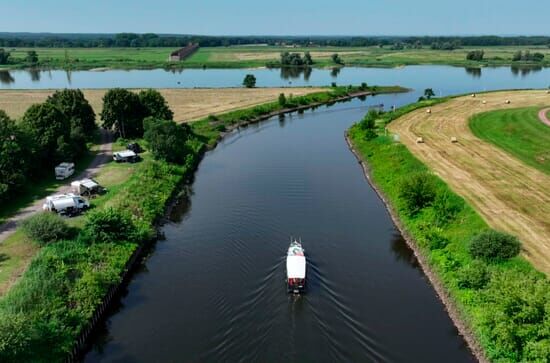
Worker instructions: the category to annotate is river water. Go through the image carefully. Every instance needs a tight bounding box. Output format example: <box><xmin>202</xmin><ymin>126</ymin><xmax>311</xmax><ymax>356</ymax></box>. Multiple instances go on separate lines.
<box><xmin>14</xmin><ymin>65</ymin><xmax>537</xmax><ymax>362</ymax></box>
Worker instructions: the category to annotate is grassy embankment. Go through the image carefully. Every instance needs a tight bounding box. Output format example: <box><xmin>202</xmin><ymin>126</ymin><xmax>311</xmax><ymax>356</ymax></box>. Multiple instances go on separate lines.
<box><xmin>0</xmin><ymin>84</ymin><xmax>402</xmax><ymax>362</ymax></box>
<box><xmin>2</xmin><ymin>45</ymin><xmax>550</xmax><ymax>70</ymax></box>
<box><xmin>349</xmin><ymin>99</ymin><xmax>550</xmax><ymax>362</ymax></box>
<box><xmin>470</xmin><ymin>107</ymin><xmax>550</xmax><ymax>175</ymax></box>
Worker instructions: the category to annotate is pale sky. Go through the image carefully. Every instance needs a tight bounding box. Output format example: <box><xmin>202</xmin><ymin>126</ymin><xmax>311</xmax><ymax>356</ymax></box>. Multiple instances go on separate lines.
<box><xmin>1</xmin><ymin>0</ymin><xmax>548</xmax><ymax>35</ymax></box>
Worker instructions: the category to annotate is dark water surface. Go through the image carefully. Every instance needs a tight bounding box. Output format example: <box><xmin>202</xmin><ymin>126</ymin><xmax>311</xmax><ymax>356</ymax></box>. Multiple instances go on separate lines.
<box><xmin>84</xmin><ymin>95</ymin><xmax>475</xmax><ymax>363</ymax></box>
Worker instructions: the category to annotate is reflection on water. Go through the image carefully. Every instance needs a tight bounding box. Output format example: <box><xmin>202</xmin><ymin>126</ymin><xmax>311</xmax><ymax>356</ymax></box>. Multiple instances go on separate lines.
<box><xmin>511</xmin><ymin>65</ymin><xmax>542</xmax><ymax>77</ymax></box>
<box><xmin>280</xmin><ymin>66</ymin><xmax>312</xmax><ymax>82</ymax></box>
<box><xmin>465</xmin><ymin>67</ymin><xmax>481</xmax><ymax>78</ymax></box>
<box><xmin>331</xmin><ymin>67</ymin><xmax>341</xmax><ymax>78</ymax></box>
<box><xmin>29</xmin><ymin>69</ymin><xmax>40</xmax><ymax>82</ymax></box>
<box><xmin>0</xmin><ymin>71</ymin><xmax>14</xmax><ymax>84</ymax></box>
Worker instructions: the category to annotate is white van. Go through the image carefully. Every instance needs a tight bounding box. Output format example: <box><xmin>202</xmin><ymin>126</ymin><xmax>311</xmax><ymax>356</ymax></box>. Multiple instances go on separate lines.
<box><xmin>55</xmin><ymin>162</ymin><xmax>75</xmax><ymax>180</ymax></box>
<box><xmin>42</xmin><ymin>193</ymin><xmax>90</xmax><ymax>215</ymax></box>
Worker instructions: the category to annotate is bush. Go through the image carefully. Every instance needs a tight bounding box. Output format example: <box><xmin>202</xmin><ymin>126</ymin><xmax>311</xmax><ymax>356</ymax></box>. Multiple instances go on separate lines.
<box><xmin>457</xmin><ymin>260</ymin><xmax>490</xmax><ymax>289</ymax></box>
<box><xmin>80</xmin><ymin>208</ymin><xmax>139</xmax><ymax>244</ymax></box>
<box><xmin>432</xmin><ymin>189</ymin><xmax>463</xmax><ymax>225</ymax></box>
<box><xmin>468</xmin><ymin>230</ymin><xmax>520</xmax><ymax>262</ymax></box>
<box><xmin>398</xmin><ymin>172</ymin><xmax>437</xmax><ymax>215</ymax></box>
<box><xmin>425</xmin><ymin>228</ymin><xmax>450</xmax><ymax>250</ymax></box>
<box><xmin>278</xmin><ymin>93</ymin><xmax>286</xmax><ymax>107</ymax></box>
<box><xmin>21</xmin><ymin>213</ymin><xmax>71</xmax><ymax>245</ymax></box>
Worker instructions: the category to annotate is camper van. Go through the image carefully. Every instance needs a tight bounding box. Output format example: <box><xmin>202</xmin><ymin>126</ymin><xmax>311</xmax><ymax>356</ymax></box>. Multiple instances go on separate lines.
<box><xmin>55</xmin><ymin>162</ymin><xmax>75</xmax><ymax>180</ymax></box>
<box><xmin>42</xmin><ymin>194</ymin><xmax>90</xmax><ymax>216</ymax></box>
<box><xmin>113</xmin><ymin>150</ymin><xmax>140</xmax><ymax>163</ymax></box>
<box><xmin>71</xmin><ymin>179</ymin><xmax>105</xmax><ymax>196</ymax></box>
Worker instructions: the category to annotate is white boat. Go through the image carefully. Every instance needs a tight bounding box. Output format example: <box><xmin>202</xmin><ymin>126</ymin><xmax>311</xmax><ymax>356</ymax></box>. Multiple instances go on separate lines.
<box><xmin>286</xmin><ymin>239</ymin><xmax>306</xmax><ymax>293</ymax></box>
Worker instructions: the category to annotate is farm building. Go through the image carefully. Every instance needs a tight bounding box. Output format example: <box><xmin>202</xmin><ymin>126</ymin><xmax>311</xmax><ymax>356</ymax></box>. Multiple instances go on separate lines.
<box><xmin>168</xmin><ymin>43</ymin><xmax>199</xmax><ymax>61</ymax></box>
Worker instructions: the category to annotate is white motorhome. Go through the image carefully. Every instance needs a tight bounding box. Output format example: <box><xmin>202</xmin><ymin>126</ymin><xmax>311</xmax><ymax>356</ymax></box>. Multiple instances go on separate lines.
<box><xmin>71</xmin><ymin>178</ymin><xmax>105</xmax><ymax>196</ymax></box>
<box><xmin>55</xmin><ymin>162</ymin><xmax>75</xmax><ymax>180</ymax></box>
<box><xmin>113</xmin><ymin>150</ymin><xmax>139</xmax><ymax>163</ymax></box>
<box><xmin>42</xmin><ymin>193</ymin><xmax>90</xmax><ymax>215</ymax></box>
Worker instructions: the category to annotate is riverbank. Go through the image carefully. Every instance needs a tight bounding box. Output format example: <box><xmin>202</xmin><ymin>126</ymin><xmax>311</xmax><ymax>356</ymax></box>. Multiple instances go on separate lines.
<box><xmin>0</xmin><ymin>84</ymin><xmax>404</xmax><ymax>362</ymax></box>
<box><xmin>2</xmin><ymin>46</ymin><xmax>550</xmax><ymax>70</ymax></box>
<box><xmin>348</xmin><ymin>97</ymin><xmax>550</xmax><ymax>362</ymax></box>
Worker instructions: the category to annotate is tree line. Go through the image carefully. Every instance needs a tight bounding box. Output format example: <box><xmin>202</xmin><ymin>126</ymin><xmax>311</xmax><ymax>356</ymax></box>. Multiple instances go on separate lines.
<box><xmin>0</xmin><ymin>88</ymin><xmax>192</xmax><ymax>203</ymax></box>
<box><xmin>1</xmin><ymin>33</ymin><xmax>550</xmax><ymax>48</ymax></box>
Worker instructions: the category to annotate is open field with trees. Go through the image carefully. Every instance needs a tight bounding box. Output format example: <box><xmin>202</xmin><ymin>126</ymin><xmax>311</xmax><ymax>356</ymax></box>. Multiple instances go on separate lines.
<box><xmin>387</xmin><ymin>91</ymin><xmax>550</xmax><ymax>274</ymax></box>
<box><xmin>349</xmin><ymin>97</ymin><xmax>550</xmax><ymax>361</ymax></box>
<box><xmin>1</xmin><ymin>45</ymin><xmax>550</xmax><ymax>70</ymax></box>
<box><xmin>0</xmin><ymin>87</ymin><xmax>324</xmax><ymax>122</ymax></box>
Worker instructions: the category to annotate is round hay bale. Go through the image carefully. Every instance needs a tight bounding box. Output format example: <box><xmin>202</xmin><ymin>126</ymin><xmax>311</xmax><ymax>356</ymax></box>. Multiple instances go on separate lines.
<box><xmin>505</xmin><ymin>100</ymin><xmax>511</xmax><ymax>104</ymax></box>
<box><xmin>482</xmin><ymin>100</ymin><xmax>487</xmax><ymax>104</ymax></box>
<box><xmin>416</xmin><ymin>137</ymin><xmax>424</xmax><ymax>144</ymax></box>
<box><xmin>471</xmin><ymin>93</ymin><xmax>476</xmax><ymax>98</ymax></box>
<box><xmin>451</xmin><ymin>136</ymin><xmax>458</xmax><ymax>143</ymax></box>
<box><xmin>426</xmin><ymin>109</ymin><xmax>431</xmax><ymax>114</ymax></box>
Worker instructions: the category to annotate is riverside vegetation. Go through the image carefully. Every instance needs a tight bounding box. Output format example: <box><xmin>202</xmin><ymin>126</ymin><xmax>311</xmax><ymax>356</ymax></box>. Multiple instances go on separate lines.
<box><xmin>0</xmin><ymin>83</ymin><xmax>400</xmax><ymax>361</ymax></box>
<box><xmin>349</xmin><ymin>99</ymin><xmax>550</xmax><ymax>361</ymax></box>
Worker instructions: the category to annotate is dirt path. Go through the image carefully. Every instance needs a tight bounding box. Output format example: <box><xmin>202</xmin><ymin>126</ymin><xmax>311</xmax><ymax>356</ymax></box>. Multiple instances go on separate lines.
<box><xmin>0</xmin><ymin>129</ymin><xmax>113</xmax><ymax>243</ymax></box>
<box><xmin>538</xmin><ymin>107</ymin><xmax>550</xmax><ymax>127</ymax></box>
<box><xmin>388</xmin><ymin>90</ymin><xmax>550</xmax><ymax>274</ymax></box>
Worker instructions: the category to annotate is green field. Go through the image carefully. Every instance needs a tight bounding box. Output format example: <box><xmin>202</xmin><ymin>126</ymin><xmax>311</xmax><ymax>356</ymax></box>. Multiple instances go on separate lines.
<box><xmin>2</xmin><ymin>45</ymin><xmax>550</xmax><ymax>70</ymax></box>
<box><xmin>470</xmin><ymin>107</ymin><xmax>550</xmax><ymax>175</ymax></box>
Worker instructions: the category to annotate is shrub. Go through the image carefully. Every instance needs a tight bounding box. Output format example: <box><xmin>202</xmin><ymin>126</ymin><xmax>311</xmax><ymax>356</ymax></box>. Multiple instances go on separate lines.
<box><xmin>432</xmin><ymin>189</ymin><xmax>463</xmax><ymax>225</ymax></box>
<box><xmin>458</xmin><ymin>260</ymin><xmax>490</xmax><ymax>289</ymax></box>
<box><xmin>468</xmin><ymin>230</ymin><xmax>520</xmax><ymax>262</ymax></box>
<box><xmin>143</xmin><ymin>117</ymin><xmax>190</xmax><ymax>164</ymax></box>
<box><xmin>80</xmin><ymin>208</ymin><xmax>139</xmax><ymax>244</ymax></box>
<box><xmin>21</xmin><ymin>212</ymin><xmax>71</xmax><ymax>245</ymax></box>
<box><xmin>278</xmin><ymin>93</ymin><xmax>286</xmax><ymax>107</ymax></box>
<box><xmin>425</xmin><ymin>228</ymin><xmax>450</xmax><ymax>250</ymax></box>
<box><xmin>398</xmin><ymin>172</ymin><xmax>437</xmax><ymax>215</ymax></box>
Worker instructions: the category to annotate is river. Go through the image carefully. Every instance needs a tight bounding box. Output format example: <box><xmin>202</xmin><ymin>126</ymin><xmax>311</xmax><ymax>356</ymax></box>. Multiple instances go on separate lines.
<box><xmin>9</xmin><ymin>65</ymin><xmax>540</xmax><ymax>362</ymax></box>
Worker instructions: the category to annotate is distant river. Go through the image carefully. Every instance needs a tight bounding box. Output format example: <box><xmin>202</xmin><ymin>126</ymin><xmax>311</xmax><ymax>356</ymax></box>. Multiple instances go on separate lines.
<box><xmin>1</xmin><ymin>65</ymin><xmax>549</xmax><ymax>94</ymax></box>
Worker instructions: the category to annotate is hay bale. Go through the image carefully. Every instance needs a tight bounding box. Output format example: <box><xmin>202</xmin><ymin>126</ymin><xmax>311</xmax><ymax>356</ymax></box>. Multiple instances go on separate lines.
<box><xmin>451</xmin><ymin>136</ymin><xmax>458</xmax><ymax>143</ymax></box>
<box><xmin>416</xmin><ymin>137</ymin><xmax>424</xmax><ymax>144</ymax></box>
<box><xmin>482</xmin><ymin>100</ymin><xmax>487</xmax><ymax>104</ymax></box>
<box><xmin>547</xmin><ymin>90</ymin><xmax>550</xmax><ymax>94</ymax></box>
<box><xmin>471</xmin><ymin>93</ymin><xmax>476</xmax><ymax>98</ymax></box>
<box><xmin>426</xmin><ymin>109</ymin><xmax>432</xmax><ymax>114</ymax></box>
<box><xmin>505</xmin><ymin>100</ymin><xmax>511</xmax><ymax>104</ymax></box>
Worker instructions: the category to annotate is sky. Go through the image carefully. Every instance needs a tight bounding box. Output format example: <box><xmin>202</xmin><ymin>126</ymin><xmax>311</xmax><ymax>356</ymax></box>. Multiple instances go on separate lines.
<box><xmin>1</xmin><ymin>0</ymin><xmax>549</xmax><ymax>36</ymax></box>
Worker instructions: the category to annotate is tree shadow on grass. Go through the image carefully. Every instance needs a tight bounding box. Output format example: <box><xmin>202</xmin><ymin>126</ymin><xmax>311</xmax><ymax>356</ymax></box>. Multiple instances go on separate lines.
<box><xmin>0</xmin><ymin>253</ymin><xmax>9</xmax><ymax>265</ymax></box>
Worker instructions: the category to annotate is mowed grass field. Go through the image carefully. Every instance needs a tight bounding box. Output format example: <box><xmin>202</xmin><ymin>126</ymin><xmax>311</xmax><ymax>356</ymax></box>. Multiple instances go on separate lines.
<box><xmin>470</xmin><ymin>107</ymin><xmax>550</xmax><ymax>174</ymax></box>
<box><xmin>4</xmin><ymin>45</ymin><xmax>550</xmax><ymax>69</ymax></box>
<box><xmin>388</xmin><ymin>91</ymin><xmax>550</xmax><ymax>273</ymax></box>
<box><xmin>0</xmin><ymin>87</ymin><xmax>323</xmax><ymax>122</ymax></box>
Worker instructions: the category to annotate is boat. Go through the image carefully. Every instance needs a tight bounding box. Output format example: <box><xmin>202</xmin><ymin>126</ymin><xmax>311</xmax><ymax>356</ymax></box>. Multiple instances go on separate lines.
<box><xmin>286</xmin><ymin>239</ymin><xmax>306</xmax><ymax>294</ymax></box>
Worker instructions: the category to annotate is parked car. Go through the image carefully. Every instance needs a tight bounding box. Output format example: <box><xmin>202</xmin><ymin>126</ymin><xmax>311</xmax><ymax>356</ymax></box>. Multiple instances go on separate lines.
<box><xmin>113</xmin><ymin>150</ymin><xmax>140</xmax><ymax>163</ymax></box>
<box><xmin>55</xmin><ymin>162</ymin><xmax>75</xmax><ymax>180</ymax></box>
<box><xmin>42</xmin><ymin>193</ymin><xmax>90</xmax><ymax>216</ymax></box>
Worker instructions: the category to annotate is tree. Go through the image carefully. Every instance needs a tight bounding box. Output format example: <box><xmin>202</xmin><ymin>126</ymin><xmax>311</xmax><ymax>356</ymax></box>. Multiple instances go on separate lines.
<box><xmin>278</xmin><ymin>93</ymin><xmax>287</xmax><ymax>107</ymax></box>
<box><xmin>25</xmin><ymin>50</ymin><xmax>38</xmax><ymax>65</ymax></box>
<box><xmin>466</xmin><ymin>50</ymin><xmax>485</xmax><ymax>61</ymax></box>
<box><xmin>21</xmin><ymin>102</ymin><xmax>71</xmax><ymax>165</ymax></box>
<box><xmin>512</xmin><ymin>50</ymin><xmax>522</xmax><ymax>61</ymax></box>
<box><xmin>100</xmin><ymin>88</ymin><xmax>144</xmax><ymax>138</ymax></box>
<box><xmin>46</xmin><ymin>89</ymin><xmax>97</xmax><ymax>137</ymax></box>
<box><xmin>143</xmin><ymin>117</ymin><xmax>190</xmax><ymax>163</ymax></box>
<box><xmin>331</xmin><ymin>53</ymin><xmax>343</xmax><ymax>65</ymax></box>
<box><xmin>304</xmin><ymin>51</ymin><xmax>313</xmax><ymax>65</ymax></box>
<box><xmin>138</xmin><ymin>89</ymin><xmax>173</xmax><ymax>120</ymax></box>
<box><xmin>469</xmin><ymin>230</ymin><xmax>520</xmax><ymax>262</ymax></box>
<box><xmin>0</xmin><ymin>48</ymin><xmax>10</xmax><ymax>64</ymax></box>
<box><xmin>424</xmin><ymin>88</ymin><xmax>435</xmax><ymax>99</ymax></box>
<box><xmin>80</xmin><ymin>208</ymin><xmax>139</xmax><ymax>244</ymax></box>
<box><xmin>242</xmin><ymin>74</ymin><xmax>256</xmax><ymax>88</ymax></box>
<box><xmin>399</xmin><ymin>172</ymin><xmax>437</xmax><ymax>215</ymax></box>
<box><xmin>0</xmin><ymin>110</ymin><xmax>29</xmax><ymax>201</ymax></box>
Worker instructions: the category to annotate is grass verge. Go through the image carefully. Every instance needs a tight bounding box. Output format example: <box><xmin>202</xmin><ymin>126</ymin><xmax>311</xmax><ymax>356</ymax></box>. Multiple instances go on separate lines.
<box><xmin>470</xmin><ymin>106</ymin><xmax>550</xmax><ymax>175</ymax></box>
<box><xmin>349</xmin><ymin>101</ymin><xmax>550</xmax><ymax>362</ymax></box>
